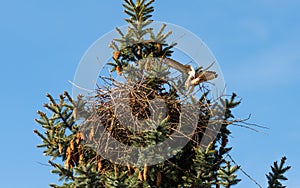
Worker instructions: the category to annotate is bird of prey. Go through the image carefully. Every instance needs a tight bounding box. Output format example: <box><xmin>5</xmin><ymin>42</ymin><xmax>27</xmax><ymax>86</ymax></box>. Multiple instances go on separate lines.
<box><xmin>163</xmin><ymin>58</ymin><xmax>218</xmax><ymax>90</ymax></box>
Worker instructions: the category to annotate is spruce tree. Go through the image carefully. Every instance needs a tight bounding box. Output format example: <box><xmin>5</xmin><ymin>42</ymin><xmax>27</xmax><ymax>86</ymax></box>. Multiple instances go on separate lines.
<box><xmin>34</xmin><ymin>0</ymin><xmax>290</xmax><ymax>187</ymax></box>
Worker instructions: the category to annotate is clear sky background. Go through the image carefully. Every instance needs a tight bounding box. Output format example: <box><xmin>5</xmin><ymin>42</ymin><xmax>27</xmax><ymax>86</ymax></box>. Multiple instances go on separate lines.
<box><xmin>0</xmin><ymin>0</ymin><xmax>299</xmax><ymax>187</ymax></box>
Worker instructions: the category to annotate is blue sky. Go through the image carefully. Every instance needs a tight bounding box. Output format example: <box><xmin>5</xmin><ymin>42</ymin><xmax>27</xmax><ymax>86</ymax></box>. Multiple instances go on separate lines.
<box><xmin>0</xmin><ymin>0</ymin><xmax>299</xmax><ymax>187</ymax></box>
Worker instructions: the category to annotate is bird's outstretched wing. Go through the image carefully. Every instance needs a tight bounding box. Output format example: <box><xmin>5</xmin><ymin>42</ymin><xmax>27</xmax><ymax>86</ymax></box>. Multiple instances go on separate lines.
<box><xmin>163</xmin><ymin>58</ymin><xmax>194</xmax><ymax>74</ymax></box>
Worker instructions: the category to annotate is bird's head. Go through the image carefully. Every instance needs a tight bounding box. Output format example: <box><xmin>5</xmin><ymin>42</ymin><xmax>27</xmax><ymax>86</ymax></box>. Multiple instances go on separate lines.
<box><xmin>184</xmin><ymin>65</ymin><xmax>195</xmax><ymax>78</ymax></box>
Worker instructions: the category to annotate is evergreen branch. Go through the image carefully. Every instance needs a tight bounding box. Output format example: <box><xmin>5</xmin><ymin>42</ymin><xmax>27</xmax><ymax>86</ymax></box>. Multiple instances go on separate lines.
<box><xmin>34</xmin><ymin>129</ymin><xmax>50</xmax><ymax>144</ymax></box>
<box><xmin>217</xmin><ymin>161</ymin><xmax>241</xmax><ymax>188</ymax></box>
<box><xmin>267</xmin><ymin>156</ymin><xmax>291</xmax><ymax>188</ymax></box>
